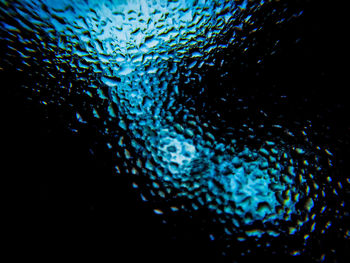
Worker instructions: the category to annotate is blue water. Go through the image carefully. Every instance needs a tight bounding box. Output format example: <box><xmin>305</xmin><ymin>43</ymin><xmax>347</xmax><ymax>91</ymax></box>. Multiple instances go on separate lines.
<box><xmin>1</xmin><ymin>0</ymin><xmax>348</xmax><ymax>260</ymax></box>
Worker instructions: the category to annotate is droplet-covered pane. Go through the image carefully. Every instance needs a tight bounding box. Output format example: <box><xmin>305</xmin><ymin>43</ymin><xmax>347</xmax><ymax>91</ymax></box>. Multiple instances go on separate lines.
<box><xmin>1</xmin><ymin>0</ymin><xmax>348</xmax><ymax>262</ymax></box>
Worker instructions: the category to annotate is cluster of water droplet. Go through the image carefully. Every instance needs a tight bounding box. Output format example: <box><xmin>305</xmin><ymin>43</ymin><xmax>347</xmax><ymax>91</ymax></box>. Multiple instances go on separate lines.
<box><xmin>1</xmin><ymin>0</ymin><xmax>349</xmax><ymax>260</ymax></box>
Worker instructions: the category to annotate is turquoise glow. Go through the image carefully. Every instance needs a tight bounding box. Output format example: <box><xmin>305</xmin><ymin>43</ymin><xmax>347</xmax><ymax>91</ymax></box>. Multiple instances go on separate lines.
<box><xmin>1</xmin><ymin>0</ymin><xmax>322</xmax><ymax>239</ymax></box>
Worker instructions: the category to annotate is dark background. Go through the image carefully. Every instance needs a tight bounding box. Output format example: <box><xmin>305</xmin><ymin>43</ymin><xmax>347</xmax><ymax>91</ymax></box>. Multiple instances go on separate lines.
<box><xmin>2</xmin><ymin>0</ymin><xmax>348</xmax><ymax>262</ymax></box>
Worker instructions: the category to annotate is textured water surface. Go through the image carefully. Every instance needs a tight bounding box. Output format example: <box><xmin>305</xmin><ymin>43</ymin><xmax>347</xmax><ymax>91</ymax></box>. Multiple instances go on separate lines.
<box><xmin>1</xmin><ymin>0</ymin><xmax>349</xmax><ymax>262</ymax></box>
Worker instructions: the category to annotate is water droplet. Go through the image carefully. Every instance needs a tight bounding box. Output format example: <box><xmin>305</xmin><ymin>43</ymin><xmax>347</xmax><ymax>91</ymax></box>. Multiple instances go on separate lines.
<box><xmin>101</xmin><ymin>75</ymin><xmax>121</xmax><ymax>87</ymax></box>
<box><xmin>153</xmin><ymin>209</ymin><xmax>163</xmax><ymax>215</ymax></box>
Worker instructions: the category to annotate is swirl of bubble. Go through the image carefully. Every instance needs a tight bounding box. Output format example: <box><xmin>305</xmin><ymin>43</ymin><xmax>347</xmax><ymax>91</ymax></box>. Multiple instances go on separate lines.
<box><xmin>1</xmin><ymin>0</ymin><xmax>343</xmax><ymax>251</ymax></box>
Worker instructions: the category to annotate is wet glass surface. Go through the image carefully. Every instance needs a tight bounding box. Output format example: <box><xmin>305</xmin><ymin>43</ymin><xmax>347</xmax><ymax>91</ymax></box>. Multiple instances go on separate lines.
<box><xmin>1</xmin><ymin>0</ymin><xmax>349</xmax><ymax>262</ymax></box>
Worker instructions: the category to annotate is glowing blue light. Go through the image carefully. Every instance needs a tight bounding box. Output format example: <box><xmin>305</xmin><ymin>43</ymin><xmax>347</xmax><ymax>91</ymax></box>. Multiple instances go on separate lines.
<box><xmin>3</xmin><ymin>0</ymin><xmax>314</xmax><ymax>238</ymax></box>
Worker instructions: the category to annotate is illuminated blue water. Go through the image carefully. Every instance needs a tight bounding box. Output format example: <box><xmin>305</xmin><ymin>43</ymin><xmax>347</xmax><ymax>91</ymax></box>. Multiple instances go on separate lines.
<box><xmin>1</xmin><ymin>0</ymin><xmax>348</xmax><ymax>260</ymax></box>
